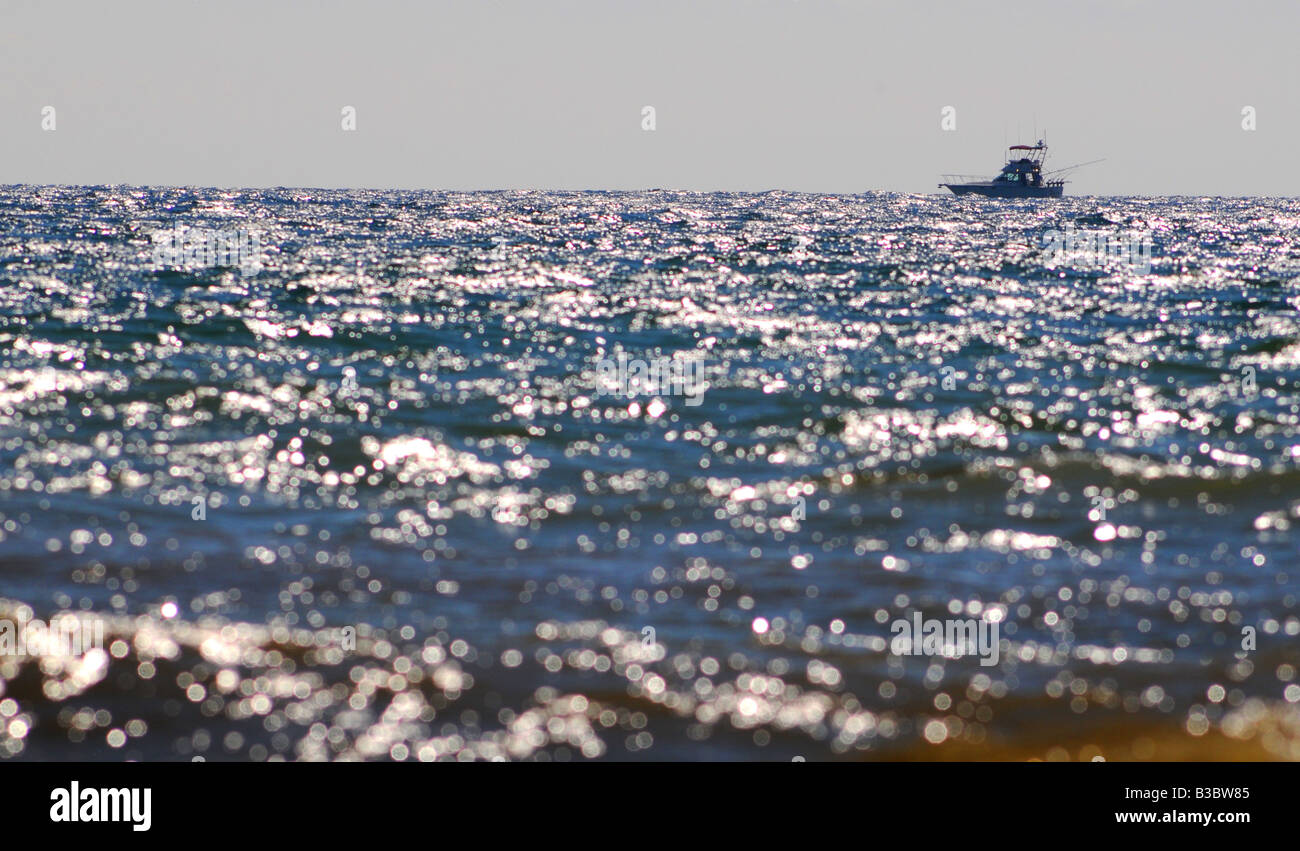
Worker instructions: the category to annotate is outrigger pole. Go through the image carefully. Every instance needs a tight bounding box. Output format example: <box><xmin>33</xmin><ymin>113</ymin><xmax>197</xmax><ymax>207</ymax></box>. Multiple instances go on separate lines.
<box><xmin>1044</xmin><ymin>158</ymin><xmax>1105</xmax><ymax>177</ymax></box>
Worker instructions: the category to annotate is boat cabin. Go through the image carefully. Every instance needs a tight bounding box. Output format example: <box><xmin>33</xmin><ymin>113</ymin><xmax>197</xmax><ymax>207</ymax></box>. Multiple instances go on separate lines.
<box><xmin>995</xmin><ymin>142</ymin><xmax>1048</xmax><ymax>186</ymax></box>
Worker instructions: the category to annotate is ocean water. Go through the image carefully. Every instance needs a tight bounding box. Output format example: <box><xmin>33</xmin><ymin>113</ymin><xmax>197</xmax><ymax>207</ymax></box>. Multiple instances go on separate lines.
<box><xmin>1</xmin><ymin>186</ymin><xmax>1298</xmax><ymax>761</ymax></box>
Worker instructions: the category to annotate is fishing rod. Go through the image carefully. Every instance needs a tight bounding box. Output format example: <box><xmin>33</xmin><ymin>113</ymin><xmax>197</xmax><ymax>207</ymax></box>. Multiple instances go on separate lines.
<box><xmin>1044</xmin><ymin>158</ymin><xmax>1106</xmax><ymax>177</ymax></box>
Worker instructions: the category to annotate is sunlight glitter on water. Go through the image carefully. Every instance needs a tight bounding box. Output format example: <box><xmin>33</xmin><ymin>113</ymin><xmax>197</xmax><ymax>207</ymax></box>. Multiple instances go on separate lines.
<box><xmin>0</xmin><ymin>187</ymin><xmax>1298</xmax><ymax>760</ymax></box>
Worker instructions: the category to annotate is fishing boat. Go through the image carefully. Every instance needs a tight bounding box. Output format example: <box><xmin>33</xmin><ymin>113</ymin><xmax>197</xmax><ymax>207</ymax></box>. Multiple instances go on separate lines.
<box><xmin>940</xmin><ymin>141</ymin><xmax>1091</xmax><ymax>198</ymax></box>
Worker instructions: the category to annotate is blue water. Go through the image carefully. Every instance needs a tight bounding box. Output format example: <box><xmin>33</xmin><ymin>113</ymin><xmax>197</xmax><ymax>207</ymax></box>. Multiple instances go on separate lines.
<box><xmin>1</xmin><ymin>187</ymin><xmax>1297</xmax><ymax>761</ymax></box>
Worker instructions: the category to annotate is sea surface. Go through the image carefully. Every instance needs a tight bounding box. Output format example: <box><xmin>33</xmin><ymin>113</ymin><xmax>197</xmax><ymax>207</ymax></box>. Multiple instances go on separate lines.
<box><xmin>1</xmin><ymin>187</ymin><xmax>1298</xmax><ymax>761</ymax></box>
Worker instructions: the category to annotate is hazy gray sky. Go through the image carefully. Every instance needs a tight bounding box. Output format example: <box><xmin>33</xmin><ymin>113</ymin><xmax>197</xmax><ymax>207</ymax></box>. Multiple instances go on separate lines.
<box><xmin>3</xmin><ymin>0</ymin><xmax>1298</xmax><ymax>195</ymax></box>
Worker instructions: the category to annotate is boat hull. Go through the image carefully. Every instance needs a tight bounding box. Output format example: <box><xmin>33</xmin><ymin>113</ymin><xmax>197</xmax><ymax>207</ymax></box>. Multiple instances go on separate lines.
<box><xmin>942</xmin><ymin>182</ymin><xmax>1063</xmax><ymax>198</ymax></box>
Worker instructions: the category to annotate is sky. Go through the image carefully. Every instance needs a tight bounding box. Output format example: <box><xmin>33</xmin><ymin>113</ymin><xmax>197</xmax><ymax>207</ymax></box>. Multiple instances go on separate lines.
<box><xmin>3</xmin><ymin>0</ymin><xmax>1298</xmax><ymax>196</ymax></box>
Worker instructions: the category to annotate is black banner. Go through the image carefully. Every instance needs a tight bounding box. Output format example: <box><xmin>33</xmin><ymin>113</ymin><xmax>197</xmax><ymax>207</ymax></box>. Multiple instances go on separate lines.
<box><xmin>1</xmin><ymin>761</ymin><xmax>1283</xmax><ymax>837</ymax></box>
